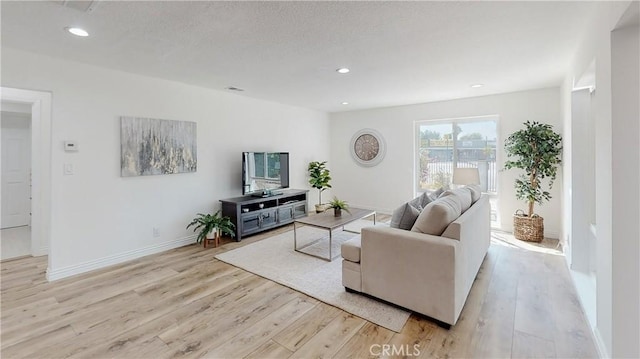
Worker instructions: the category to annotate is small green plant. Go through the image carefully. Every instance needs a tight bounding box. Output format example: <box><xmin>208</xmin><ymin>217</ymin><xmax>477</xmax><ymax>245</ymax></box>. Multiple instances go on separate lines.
<box><xmin>308</xmin><ymin>161</ymin><xmax>332</xmax><ymax>204</ymax></box>
<box><xmin>328</xmin><ymin>196</ymin><xmax>351</xmax><ymax>214</ymax></box>
<box><xmin>504</xmin><ymin>121</ymin><xmax>562</xmax><ymax>217</ymax></box>
<box><xmin>186</xmin><ymin>211</ymin><xmax>235</xmax><ymax>243</ymax></box>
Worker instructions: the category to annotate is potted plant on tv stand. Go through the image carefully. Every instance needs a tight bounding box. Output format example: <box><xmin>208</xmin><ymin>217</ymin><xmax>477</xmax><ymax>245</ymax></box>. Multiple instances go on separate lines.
<box><xmin>504</xmin><ymin>121</ymin><xmax>562</xmax><ymax>242</ymax></box>
<box><xmin>186</xmin><ymin>210</ymin><xmax>236</xmax><ymax>248</ymax></box>
<box><xmin>308</xmin><ymin>161</ymin><xmax>332</xmax><ymax>213</ymax></box>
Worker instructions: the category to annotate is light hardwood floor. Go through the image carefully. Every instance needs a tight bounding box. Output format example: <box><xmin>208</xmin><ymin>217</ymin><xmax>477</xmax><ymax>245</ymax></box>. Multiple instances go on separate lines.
<box><xmin>1</xmin><ymin>222</ymin><xmax>598</xmax><ymax>358</ymax></box>
<box><xmin>1</xmin><ymin>226</ymin><xmax>31</xmax><ymax>261</ymax></box>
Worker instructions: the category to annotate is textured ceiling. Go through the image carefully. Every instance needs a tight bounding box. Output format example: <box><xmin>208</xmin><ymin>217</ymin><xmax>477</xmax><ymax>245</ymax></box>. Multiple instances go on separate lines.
<box><xmin>1</xmin><ymin>1</ymin><xmax>595</xmax><ymax>112</ymax></box>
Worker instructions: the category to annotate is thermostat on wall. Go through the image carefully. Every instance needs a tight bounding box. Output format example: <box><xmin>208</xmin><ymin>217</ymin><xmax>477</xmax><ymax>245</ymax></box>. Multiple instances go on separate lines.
<box><xmin>64</xmin><ymin>141</ymin><xmax>78</xmax><ymax>152</ymax></box>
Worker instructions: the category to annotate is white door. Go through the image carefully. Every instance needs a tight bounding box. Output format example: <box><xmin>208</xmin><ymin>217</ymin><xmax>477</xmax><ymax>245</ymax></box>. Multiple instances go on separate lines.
<box><xmin>1</xmin><ymin>126</ymin><xmax>31</xmax><ymax>229</ymax></box>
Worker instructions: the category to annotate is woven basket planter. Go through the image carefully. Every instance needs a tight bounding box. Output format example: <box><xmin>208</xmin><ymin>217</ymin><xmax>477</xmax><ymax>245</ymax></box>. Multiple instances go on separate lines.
<box><xmin>513</xmin><ymin>210</ymin><xmax>544</xmax><ymax>242</ymax></box>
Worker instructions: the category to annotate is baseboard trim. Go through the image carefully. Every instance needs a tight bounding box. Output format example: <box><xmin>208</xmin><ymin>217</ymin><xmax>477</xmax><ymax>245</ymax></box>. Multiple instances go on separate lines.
<box><xmin>543</xmin><ymin>231</ymin><xmax>559</xmax><ymax>240</ymax></box>
<box><xmin>46</xmin><ymin>235</ymin><xmax>195</xmax><ymax>281</ymax></box>
<box><xmin>494</xmin><ymin>227</ymin><xmax>560</xmax><ymax>240</ymax></box>
<box><xmin>568</xmin><ymin>267</ymin><xmax>605</xmax><ymax>358</ymax></box>
<box><xmin>348</xmin><ymin>203</ymin><xmax>393</xmax><ymax>216</ymax></box>
<box><xmin>31</xmin><ymin>246</ymin><xmax>49</xmax><ymax>257</ymax></box>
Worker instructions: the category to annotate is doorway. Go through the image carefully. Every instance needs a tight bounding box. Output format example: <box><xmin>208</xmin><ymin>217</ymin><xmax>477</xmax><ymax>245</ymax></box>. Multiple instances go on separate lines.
<box><xmin>1</xmin><ymin>102</ymin><xmax>32</xmax><ymax>260</ymax></box>
<box><xmin>0</xmin><ymin>87</ymin><xmax>52</xmax><ymax>279</ymax></box>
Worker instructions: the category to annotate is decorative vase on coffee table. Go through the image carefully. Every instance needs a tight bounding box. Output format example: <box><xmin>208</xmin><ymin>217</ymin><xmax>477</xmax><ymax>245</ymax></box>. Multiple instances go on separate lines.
<box><xmin>334</xmin><ymin>208</ymin><xmax>342</xmax><ymax>217</ymax></box>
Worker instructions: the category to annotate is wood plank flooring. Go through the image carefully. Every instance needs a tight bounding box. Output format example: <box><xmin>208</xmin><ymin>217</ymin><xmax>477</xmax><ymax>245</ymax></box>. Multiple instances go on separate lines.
<box><xmin>1</xmin><ymin>222</ymin><xmax>599</xmax><ymax>358</ymax></box>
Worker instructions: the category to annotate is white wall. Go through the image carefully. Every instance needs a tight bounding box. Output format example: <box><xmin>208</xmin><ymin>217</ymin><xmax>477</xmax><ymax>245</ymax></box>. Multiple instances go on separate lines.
<box><xmin>1</xmin><ymin>47</ymin><xmax>330</xmax><ymax>280</ymax></box>
<box><xmin>610</xmin><ymin>9</ymin><xmax>639</xmax><ymax>358</ymax></box>
<box><xmin>567</xmin><ymin>89</ymin><xmax>595</xmax><ymax>273</ymax></box>
<box><xmin>561</xmin><ymin>1</ymin><xmax>638</xmax><ymax>357</ymax></box>
<box><xmin>330</xmin><ymin>88</ymin><xmax>563</xmax><ymax>238</ymax></box>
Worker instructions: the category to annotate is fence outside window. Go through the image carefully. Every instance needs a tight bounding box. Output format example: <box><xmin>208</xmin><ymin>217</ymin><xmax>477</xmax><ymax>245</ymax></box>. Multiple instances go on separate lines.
<box><xmin>419</xmin><ymin>159</ymin><xmax>497</xmax><ymax>193</ymax></box>
<box><xmin>416</xmin><ymin>118</ymin><xmax>498</xmax><ymax>194</ymax></box>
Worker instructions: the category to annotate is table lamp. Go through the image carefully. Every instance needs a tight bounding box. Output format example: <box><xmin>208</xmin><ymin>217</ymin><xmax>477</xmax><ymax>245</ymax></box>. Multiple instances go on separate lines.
<box><xmin>452</xmin><ymin>167</ymin><xmax>480</xmax><ymax>185</ymax></box>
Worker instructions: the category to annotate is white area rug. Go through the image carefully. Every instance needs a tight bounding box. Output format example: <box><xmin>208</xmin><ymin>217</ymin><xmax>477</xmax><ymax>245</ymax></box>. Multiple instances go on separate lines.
<box><xmin>215</xmin><ymin>221</ymin><xmax>410</xmax><ymax>332</ymax></box>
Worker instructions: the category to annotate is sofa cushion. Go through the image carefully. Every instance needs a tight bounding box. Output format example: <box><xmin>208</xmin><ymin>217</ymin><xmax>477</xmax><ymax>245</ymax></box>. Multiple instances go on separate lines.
<box><xmin>341</xmin><ymin>236</ymin><xmax>362</xmax><ymax>262</ymax></box>
<box><xmin>439</xmin><ymin>188</ymin><xmax>472</xmax><ymax>212</ymax></box>
<box><xmin>390</xmin><ymin>202</ymin><xmax>422</xmax><ymax>230</ymax></box>
<box><xmin>411</xmin><ymin>196</ymin><xmax>462</xmax><ymax>236</ymax></box>
<box><xmin>466</xmin><ymin>184</ymin><xmax>481</xmax><ymax>203</ymax></box>
<box><xmin>343</xmin><ymin>258</ymin><xmax>361</xmax><ymax>272</ymax></box>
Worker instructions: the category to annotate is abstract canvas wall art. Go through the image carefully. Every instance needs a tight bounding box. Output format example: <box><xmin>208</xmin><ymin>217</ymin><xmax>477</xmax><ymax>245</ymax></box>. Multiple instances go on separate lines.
<box><xmin>120</xmin><ymin>116</ymin><xmax>197</xmax><ymax>177</ymax></box>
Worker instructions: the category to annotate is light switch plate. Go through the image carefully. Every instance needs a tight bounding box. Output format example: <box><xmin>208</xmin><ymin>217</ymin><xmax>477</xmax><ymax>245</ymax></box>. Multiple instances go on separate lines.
<box><xmin>63</xmin><ymin>163</ymin><xmax>74</xmax><ymax>175</ymax></box>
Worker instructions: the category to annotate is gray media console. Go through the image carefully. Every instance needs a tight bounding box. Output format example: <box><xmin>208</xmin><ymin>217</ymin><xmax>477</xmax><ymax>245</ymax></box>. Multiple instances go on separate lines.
<box><xmin>220</xmin><ymin>189</ymin><xmax>308</xmax><ymax>241</ymax></box>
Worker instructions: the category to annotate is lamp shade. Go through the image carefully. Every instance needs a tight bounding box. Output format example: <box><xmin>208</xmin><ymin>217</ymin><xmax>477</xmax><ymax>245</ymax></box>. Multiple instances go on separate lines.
<box><xmin>452</xmin><ymin>167</ymin><xmax>480</xmax><ymax>185</ymax></box>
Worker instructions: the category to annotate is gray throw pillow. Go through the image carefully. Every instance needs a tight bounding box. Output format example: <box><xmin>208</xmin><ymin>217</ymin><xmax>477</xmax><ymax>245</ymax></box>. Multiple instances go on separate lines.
<box><xmin>390</xmin><ymin>202</ymin><xmax>422</xmax><ymax>230</ymax></box>
<box><xmin>408</xmin><ymin>196</ymin><xmax>423</xmax><ymax>211</ymax></box>
<box><xmin>428</xmin><ymin>187</ymin><xmax>444</xmax><ymax>202</ymax></box>
<box><xmin>418</xmin><ymin>192</ymin><xmax>433</xmax><ymax>208</ymax></box>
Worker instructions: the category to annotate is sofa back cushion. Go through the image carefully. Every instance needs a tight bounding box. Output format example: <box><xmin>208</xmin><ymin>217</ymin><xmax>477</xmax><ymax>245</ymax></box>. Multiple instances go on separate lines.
<box><xmin>466</xmin><ymin>184</ymin><xmax>481</xmax><ymax>203</ymax></box>
<box><xmin>439</xmin><ymin>188</ymin><xmax>472</xmax><ymax>212</ymax></box>
<box><xmin>411</xmin><ymin>195</ymin><xmax>462</xmax><ymax>236</ymax></box>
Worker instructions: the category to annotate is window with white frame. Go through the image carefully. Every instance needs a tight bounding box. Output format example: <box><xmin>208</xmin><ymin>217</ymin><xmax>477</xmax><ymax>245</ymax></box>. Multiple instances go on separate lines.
<box><xmin>415</xmin><ymin>116</ymin><xmax>499</xmax><ymax>223</ymax></box>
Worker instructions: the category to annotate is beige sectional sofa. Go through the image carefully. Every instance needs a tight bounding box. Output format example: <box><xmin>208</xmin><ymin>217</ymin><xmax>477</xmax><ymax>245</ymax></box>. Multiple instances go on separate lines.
<box><xmin>341</xmin><ymin>187</ymin><xmax>491</xmax><ymax>327</ymax></box>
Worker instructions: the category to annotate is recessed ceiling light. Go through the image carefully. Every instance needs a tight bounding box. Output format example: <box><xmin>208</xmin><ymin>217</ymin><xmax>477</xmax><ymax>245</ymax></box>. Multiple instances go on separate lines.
<box><xmin>341</xmin><ymin>102</ymin><xmax>349</xmax><ymax>105</ymax></box>
<box><xmin>65</xmin><ymin>27</ymin><xmax>89</xmax><ymax>37</ymax></box>
<box><xmin>470</xmin><ymin>84</ymin><xmax>484</xmax><ymax>88</ymax></box>
<box><xmin>336</xmin><ymin>68</ymin><xmax>350</xmax><ymax>74</ymax></box>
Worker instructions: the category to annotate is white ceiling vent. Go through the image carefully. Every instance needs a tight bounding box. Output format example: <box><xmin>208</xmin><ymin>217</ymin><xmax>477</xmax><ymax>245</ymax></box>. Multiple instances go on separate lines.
<box><xmin>55</xmin><ymin>0</ymin><xmax>100</xmax><ymax>13</ymax></box>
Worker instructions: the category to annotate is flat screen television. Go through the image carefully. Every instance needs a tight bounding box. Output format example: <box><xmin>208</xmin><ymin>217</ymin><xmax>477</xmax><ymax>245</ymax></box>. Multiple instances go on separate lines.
<box><xmin>242</xmin><ymin>152</ymin><xmax>290</xmax><ymax>196</ymax></box>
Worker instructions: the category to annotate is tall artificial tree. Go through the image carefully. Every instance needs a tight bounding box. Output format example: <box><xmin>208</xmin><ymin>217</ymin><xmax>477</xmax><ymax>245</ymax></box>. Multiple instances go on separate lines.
<box><xmin>308</xmin><ymin>161</ymin><xmax>332</xmax><ymax>205</ymax></box>
<box><xmin>504</xmin><ymin>121</ymin><xmax>563</xmax><ymax>217</ymax></box>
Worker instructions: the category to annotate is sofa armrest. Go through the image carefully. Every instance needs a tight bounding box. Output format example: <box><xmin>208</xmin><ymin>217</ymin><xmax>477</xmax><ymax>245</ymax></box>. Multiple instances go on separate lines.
<box><xmin>441</xmin><ymin>195</ymin><xmax>491</xmax><ymax>315</ymax></box>
<box><xmin>360</xmin><ymin>226</ymin><xmax>459</xmax><ymax>324</ymax></box>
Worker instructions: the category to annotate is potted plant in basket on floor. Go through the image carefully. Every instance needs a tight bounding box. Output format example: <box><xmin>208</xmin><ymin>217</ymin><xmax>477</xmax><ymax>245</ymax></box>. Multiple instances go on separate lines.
<box><xmin>308</xmin><ymin>161</ymin><xmax>332</xmax><ymax>213</ymax></box>
<box><xmin>328</xmin><ymin>197</ymin><xmax>351</xmax><ymax>217</ymax></box>
<box><xmin>186</xmin><ymin>210</ymin><xmax>235</xmax><ymax>248</ymax></box>
<box><xmin>504</xmin><ymin>121</ymin><xmax>562</xmax><ymax>242</ymax></box>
